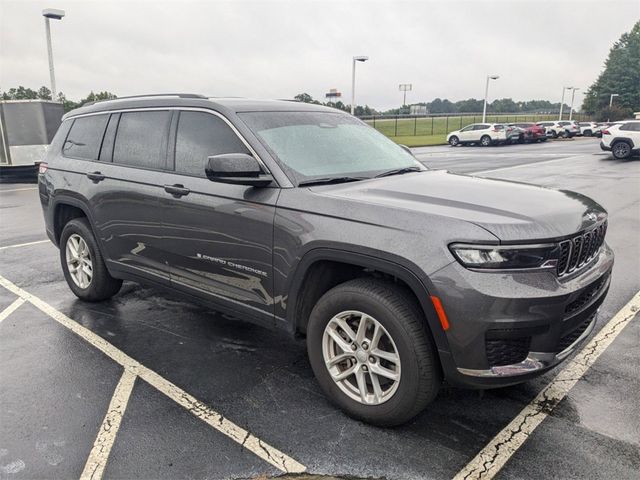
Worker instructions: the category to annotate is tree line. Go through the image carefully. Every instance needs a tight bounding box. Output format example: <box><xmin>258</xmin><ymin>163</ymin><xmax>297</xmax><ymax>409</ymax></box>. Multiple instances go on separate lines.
<box><xmin>582</xmin><ymin>21</ymin><xmax>639</xmax><ymax>121</ymax></box>
<box><xmin>1</xmin><ymin>86</ymin><xmax>117</xmax><ymax>112</ymax></box>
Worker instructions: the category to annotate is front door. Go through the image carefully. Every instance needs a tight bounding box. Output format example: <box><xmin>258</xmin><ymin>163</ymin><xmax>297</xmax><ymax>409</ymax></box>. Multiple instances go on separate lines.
<box><xmin>160</xmin><ymin>110</ymin><xmax>278</xmax><ymax>321</ymax></box>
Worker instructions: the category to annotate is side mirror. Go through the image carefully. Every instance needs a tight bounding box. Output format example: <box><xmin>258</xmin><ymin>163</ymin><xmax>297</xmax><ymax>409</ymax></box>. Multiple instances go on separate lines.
<box><xmin>205</xmin><ymin>153</ymin><xmax>273</xmax><ymax>187</ymax></box>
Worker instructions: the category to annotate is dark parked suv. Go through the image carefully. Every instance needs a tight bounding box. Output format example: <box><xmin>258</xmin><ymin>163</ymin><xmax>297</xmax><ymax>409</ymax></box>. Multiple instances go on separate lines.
<box><xmin>39</xmin><ymin>94</ymin><xmax>613</xmax><ymax>426</ymax></box>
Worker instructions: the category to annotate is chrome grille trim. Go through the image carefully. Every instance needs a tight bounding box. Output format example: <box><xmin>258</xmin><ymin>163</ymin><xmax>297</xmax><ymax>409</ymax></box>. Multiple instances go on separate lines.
<box><xmin>557</xmin><ymin>221</ymin><xmax>607</xmax><ymax>277</ymax></box>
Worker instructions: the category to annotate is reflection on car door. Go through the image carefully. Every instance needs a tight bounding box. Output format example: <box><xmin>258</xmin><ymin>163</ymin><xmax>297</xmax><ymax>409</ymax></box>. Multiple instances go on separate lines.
<box><xmin>160</xmin><ymin>110</ymin><xmax>278</xmax><ymax>323</ymax></box>
<box><xmin>86</xmin><ymin>110</ymin><xmax>172</xmax><ymax>284</ymax></box>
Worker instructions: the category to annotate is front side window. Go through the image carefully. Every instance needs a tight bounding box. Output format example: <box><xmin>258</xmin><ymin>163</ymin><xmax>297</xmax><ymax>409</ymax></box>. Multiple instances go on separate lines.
<box><xmin>63</xmin><ymin>114</ymin><xmax>109</xmax><ymax>160</ymax></box>
<box><xmin>460</xmin><ymin>125</ymin><xmax>475</xmax><ymax>132</ymax></box>
<box><xmin>113</xmin><ymin>111</ymin><xmax>171</xmax><ymax>169</ymax></box>
<box><xmin>240</xmin><ymin>111</ymin><xmax>422</xmax><ymax>184</ymax></box>
<box><xmin>174</xmin><ymin>111</ymin><xmax>249</xmax><ymax>177</ymax></box>
<box><xmin>474</xmin><ymin>124</ymin><xmax>490</xmax><ymax>130</ymax></box>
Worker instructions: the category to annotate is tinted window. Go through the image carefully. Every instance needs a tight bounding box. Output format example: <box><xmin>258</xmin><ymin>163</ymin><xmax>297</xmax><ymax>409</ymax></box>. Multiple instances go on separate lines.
<box><xmin>63</xmin><ymin>115</ymin><xmax>109</xmax><ymax>160</ymax></box>
<box><xmin>620</xmin><ymin>122</ymin><xmax>640</xmax><ymax>131</ymax></box>
<box><xmin>494</xmin><ymin>125</ymin><xmax>504</xmax><ymax>130</ymax></box>
<box><xmin>175</xmin><ymin>111</ymin><xmax>249</xmax><ymax>176</ymax></box>
<box><xmin>113</xmin><ymin>111</ymin><xmax>171</xmax><ymax>169</ymax></box>
<box><xmin>474</xmin><ymin>124</ymin><xmax>490</xmax><ymax>130</ymax></box>
<box><xmin>99</xmin><ymin>114</ymin><xmax>120</xmax><ymax>162</ymax></box>
<box><xmin>460</xmin><ymin>125</ymin><xmax>475</xmax><ymax>132</ymax></box>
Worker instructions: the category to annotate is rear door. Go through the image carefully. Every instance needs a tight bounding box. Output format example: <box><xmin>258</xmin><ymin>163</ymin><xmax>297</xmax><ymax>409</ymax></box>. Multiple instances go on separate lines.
<box><xmin>88</xmin><ymin>109</ymin><xmax>172</xmax><ymax>284</ymax></box>
<box><xmin>470</xmin><ymin>124</ymin><xmax>490</xmax><ymax>142</ymax></box>
<box><xmin>160</xmin><ymin>109</ymin><xmax>278</xmax><ymax>322</ymax></box>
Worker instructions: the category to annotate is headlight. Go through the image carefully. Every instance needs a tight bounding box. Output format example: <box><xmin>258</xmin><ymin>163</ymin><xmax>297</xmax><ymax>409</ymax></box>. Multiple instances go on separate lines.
<box><xmin>449</xmin><ymin>243</ymin><xmax>559</xmax><ymax>270</ymax></box>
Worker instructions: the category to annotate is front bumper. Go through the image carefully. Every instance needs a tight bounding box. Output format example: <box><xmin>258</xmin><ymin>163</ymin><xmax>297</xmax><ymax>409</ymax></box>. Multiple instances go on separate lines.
<box><xmin>431</xmin><ymin>243</ymin><xmax>614</xmax><ymax>388</ymax></box>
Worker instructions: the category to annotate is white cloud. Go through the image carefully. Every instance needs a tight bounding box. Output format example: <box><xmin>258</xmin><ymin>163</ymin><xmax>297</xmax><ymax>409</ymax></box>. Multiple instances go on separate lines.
<box><xmin>1</xmin><ymin>0</ymin><xmax>638</xmax><ymax>110</ymax></box>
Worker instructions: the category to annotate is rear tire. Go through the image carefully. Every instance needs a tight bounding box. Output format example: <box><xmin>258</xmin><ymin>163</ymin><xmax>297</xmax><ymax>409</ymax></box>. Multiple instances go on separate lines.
<box><xmin>480</xmin><ymin>135</ymin><xmax>492</xmax><ymax>147</ymax></box>
<box><xmin>448</xmin><ymin>135</ymin><xmax>459</xmax><ymax>147</ymax></box>
<box><xmin>60</xmin><ymin>218</ymin><xmax>122</xmax><ymax>301</ymax></box>
<box><xmin>584</xmin><ymin>130</ymin><xmax>592</xmax><ymax>137</ymax></box>
<box><xmin>612</xmin><ymin>141</ymin><xmax>632</xmax><ymax>160</ymax></box>
<box><xmin>306</xmin><ymin>278</ymin><xmax>441</xmax><ymax>426</ymax></box>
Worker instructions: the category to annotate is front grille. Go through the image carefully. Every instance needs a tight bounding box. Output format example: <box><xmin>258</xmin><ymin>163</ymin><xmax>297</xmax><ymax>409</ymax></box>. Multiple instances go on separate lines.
<box><xmin>486</xmin><ymin>336</ymin><xmax>531</xmax><ymax>367</ymax></box>
<box><xmin>557</xmin><ymin>222</ymin><xmax>607</xmax><ymax>276</ymax></box>
<box><xmin>565</xmin><ymin>274</ymin><xmax>609</xmax><ymax>315</ymax></box>
<box><xmin>557</xmin><ymin>315</ymin><xmax>595</xmax><ymax>352</ymax></box>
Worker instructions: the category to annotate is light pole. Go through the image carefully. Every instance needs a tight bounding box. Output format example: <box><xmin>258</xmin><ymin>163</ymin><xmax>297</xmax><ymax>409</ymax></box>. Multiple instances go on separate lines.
<box><xmin>351</xmin><ymin>56</ymin><xmax>368</xmax><ymax>115</ymax></box>
<box><xmin>558</xmin><ymin>86</ymin><xmax>573</xmax><ymax>121</ymax></box>
<box><xmin>608</xmin><ymin>93</ymin><xmax>619</xmax><ymax>122</ymax></box>
<box><xmin>42</xmin><ymin>8</ymin><xmax>65</xmax><ymax>102</ymax></box>
<box><xmin>568</xmin><ymin>87</ymin><xmax>580</xmax><ymax>121</ymax></box>
<box><xmin>482</xmin><ymin>75</ymin><xmax>499</xmax><ymax>123</ymax></box>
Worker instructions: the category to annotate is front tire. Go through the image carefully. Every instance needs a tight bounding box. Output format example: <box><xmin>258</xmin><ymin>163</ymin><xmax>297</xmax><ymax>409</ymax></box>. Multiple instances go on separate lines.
<box><xmin>612</xmin><ymin>141</ymin><xmax>632</xmax><ymax>160</ymax></box>
<box><xmin>480</xmin><ymin>135</ymin><xmax>492</xmax><ymax>147</ymax></box>
<box><xmin>307</xmin><ymin>278</ymin><xmax>441</xmax><ymax>426</ymax></box>
<box><xmin>60</xmin><ymin>218</ymin><xmax>122</xmax><ymax>301</ymax></box>
<box><xmin>448</xmin><ymin>135</ymin><xmax>459</xmax><ymax>147</ymax></box>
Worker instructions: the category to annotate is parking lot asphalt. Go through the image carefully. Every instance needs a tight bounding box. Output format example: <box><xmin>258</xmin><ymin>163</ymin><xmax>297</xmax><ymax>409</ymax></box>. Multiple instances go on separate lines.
<box><xmin>1</xmin><ymin>137</ymin><xmax>638</xmax><ymax>480</ymax></box>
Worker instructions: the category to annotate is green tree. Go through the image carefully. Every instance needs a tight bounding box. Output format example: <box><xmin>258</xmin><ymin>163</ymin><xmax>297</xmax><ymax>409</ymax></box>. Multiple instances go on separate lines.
<box><xmin>37</xmin><ymin>86</ymin><xmax>52</xmax><ymax>100</ymax></box>
<box><xmin>582</xmin><ymin>21</ymin><xmax>639</xmax><ymax>118</ymax></box>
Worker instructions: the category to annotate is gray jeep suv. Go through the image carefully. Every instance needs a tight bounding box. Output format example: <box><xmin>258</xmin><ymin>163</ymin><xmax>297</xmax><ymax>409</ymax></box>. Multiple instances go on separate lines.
<box><xmin>38</xmin><ymin>94</ymin><xmax>613</xmax><ymax>426</ymax></box>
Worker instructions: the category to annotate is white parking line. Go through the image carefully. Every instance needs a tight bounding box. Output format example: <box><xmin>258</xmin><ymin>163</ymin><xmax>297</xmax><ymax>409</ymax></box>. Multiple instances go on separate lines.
<box><xmin>454</xmin><ymin>291</ymin><xmax>640</xmax><ymax>480</ymax></box>
<box><xmin>80</xmin><ymin>370</ymin><xmax>137</xmax><ymax>480</ymax></box>
<box><xmin>0</xmin><ymin>298</ymin><xmax>25</xmax><ymax>323</ymax></box>
<box><xmin>0</xmin><ymin>240</ymin><xmax>50</xmax><ymax>250</ymax></box>
<box><xmin>0</xmin><ymin>187</ymin><xmax>38</xmax><ymax>193</ymax></box>
<box><xmin>0</xmin><ymin>275</ymin><xmax>306</xmax><ymax>474</ymax></box>
<box><xmin>471</xmin><ymin>156</ymin><xmax>574</xmax><ymax>175</ymax></box>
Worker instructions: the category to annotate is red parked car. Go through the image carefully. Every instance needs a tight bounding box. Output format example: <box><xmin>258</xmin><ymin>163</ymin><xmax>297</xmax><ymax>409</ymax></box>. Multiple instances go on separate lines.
<box><xmin>508</xmin><ymin>123</ymin><xmax>548</xmax><ymax>143</ymax></box>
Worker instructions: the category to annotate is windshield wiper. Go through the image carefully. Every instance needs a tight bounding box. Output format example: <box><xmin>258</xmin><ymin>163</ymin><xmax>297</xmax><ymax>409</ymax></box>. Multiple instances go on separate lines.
<box><xmin>298</xmin><ymin>176</ymin><xmax>368</xmax><ymax>187</ymax></box>
<box><xmin>374</xmin><ymin>166</ymin><xmax>423</xmax><ymax>178</ymax></box>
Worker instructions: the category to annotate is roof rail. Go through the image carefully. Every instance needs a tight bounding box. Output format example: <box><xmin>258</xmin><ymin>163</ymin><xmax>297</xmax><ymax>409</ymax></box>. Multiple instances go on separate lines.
<box><xmin>83</xmin><ymin>93</ymin><xmax>207</xmax><ymax>106</ymax></box>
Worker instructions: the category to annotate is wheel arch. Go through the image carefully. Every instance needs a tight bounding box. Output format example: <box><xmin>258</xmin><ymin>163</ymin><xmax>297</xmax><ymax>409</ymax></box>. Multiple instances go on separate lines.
<box><xmin>51</xmin><ymin>194</ymin><xmax>98</xmax><ymax>247</ymax></box>
<box><xmin>285</xmin><ymin>246</ymin><xmax>451</xmax><ymax>355</ymax></box>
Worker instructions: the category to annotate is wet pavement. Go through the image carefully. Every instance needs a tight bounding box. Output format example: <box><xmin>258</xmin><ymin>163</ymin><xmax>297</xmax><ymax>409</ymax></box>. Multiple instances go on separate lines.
<box><xmin>0</xmin><ymin>137</ymin><xmax>638</xmax><ymax>479</ymax></box>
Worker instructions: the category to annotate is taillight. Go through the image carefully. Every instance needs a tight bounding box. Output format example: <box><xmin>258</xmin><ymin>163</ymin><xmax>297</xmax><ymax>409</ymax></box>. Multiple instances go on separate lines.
<box><xmin>38</xmin><ymin>162</ymin><xmax>48</xmax><ymax>174</ymax></box>
<box><xmin>602</xmin><ymin>130</ymin><xmax>610</xmax><ymax>135</ymax></box>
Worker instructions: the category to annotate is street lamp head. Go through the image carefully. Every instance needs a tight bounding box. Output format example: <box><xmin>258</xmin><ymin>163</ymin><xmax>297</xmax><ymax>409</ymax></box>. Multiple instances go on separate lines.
<box><xmin>42</xmin><ymin>8</ymin><xmax>65</xmax><ymax>20</ymax></box>
<box><xmin>611</xmin><ymin>93</ymin><xmax>619</xmax><ymax>97</ymax></box>
<box><xmin>488</xmin><ymin>75</ymin><xmax>500</xmax><ymax>80</ymax></box>
<box><xmin>353</xmin><ymin>56</ymin><xmax>369</xmax><ymax>62</ymax></box>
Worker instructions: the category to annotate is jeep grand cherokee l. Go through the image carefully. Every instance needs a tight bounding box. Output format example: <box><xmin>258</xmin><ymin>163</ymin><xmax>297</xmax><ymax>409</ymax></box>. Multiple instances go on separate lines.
<box><xmin>38</xmin><ymin>94</ymin><xmax>613</xmax><ymax>426</ymax></box>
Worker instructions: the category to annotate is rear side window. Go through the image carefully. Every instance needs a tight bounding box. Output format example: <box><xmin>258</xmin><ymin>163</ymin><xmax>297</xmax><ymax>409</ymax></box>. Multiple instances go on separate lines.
<box><xmin>63</xmin><ymin>114</ymin><xmax>109</xmax><ymax>160</ymax></box>
<box><xmin>174</xmin><ymin>111</ymin><xmax>250</xmax><ymax>177</ymax></box>
<box><xmin>494</xmin><ymin>125</ymin><xmax>504</xmax><ymax>130</ymax></box>
<box><xmin>620</xmin><ymin>123</ymin><xmax>640</xmax><ymax>131</ymax></box>
<box><xmin>113</xmin><ymin>111</ymin><xmax>171</xmax><ymax>169</ymax></box>
<box><xmin>474</xmin><ymin>124</ymin><xmax>490</xmax><ymax>130</ymax></box>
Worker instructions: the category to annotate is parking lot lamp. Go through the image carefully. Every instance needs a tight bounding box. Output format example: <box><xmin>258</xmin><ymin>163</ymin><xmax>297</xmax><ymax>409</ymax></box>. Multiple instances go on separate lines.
<box><xmin>608</xmin><ymin>93</ymin><xmax>619</xmax><ymax>122</ymax></box>
<box><xmin>568</xmin><ymin>87</ymin><xmax>580</xmax><ymax>121</ymax></box>
<box><xmin>42</xmin><ymin>8</ymin><xmax>65</xmax><ymax>102</ymax></box>
<box><xmin>482</xmin><ymin>75</ymin><xmax>499</xmax><ymax>123</ymax></box>
<box><xmin>558</xmin><ymin>86</ymin><xmax>573</xmax><ymax>121</ymax></box>
<box><xmin>351</xmin><ymin>56</ymin><xmax>369</xmax><ymax>115</ymax></box>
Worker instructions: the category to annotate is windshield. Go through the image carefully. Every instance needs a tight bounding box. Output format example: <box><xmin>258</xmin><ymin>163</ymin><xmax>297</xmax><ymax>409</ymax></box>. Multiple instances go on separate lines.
<box><xmin>240</xmin><ymin>111</ymin><xmax>423</xmax><ymax>185</ymax></box>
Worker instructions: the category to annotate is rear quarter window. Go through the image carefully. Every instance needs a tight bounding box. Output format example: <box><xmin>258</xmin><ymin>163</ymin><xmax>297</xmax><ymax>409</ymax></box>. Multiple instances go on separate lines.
<box><xmin>62</xmin><ymin>114</ymin><xmax>109</xmax><ymax>160</ymax></box>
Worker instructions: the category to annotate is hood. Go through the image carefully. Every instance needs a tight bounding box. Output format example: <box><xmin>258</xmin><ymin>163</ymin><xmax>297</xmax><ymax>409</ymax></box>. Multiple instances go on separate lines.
<box><xmin>312</xmin><ymin>170</ymin><xmax>606</xmax><ymax>241</ymax></box>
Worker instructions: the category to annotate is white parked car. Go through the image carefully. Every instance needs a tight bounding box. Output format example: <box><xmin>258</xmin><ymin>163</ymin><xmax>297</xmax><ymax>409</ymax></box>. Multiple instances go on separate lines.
<box><xmin>447</xmin><ymin>123</ymin><xmax>512</xmax><ymax>146</ymax></box>
<box><xmin>536</xmin><ymin>121</ymin><xmax>580</xmax><ymax>138</ymax></box>
<box><xmin>600</xmin><ymin>120</ymin><xmax>640</xmax><ymax>159</ymax></box>
<box><xmin>578</xmin><ymin>122</ymin><xmax>602</xmax><ymax>137</ymax></box>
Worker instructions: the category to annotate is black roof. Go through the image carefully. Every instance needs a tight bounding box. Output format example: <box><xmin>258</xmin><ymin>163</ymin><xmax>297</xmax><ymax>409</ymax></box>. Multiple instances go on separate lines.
<box><xmin>63</xmin><ymin>94</ymin><xmax>338</xmax><ymax>120</ymax></box>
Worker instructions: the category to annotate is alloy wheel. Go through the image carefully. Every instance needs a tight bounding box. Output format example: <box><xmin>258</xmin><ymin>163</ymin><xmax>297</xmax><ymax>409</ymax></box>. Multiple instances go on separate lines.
<box><xmin>613</xmin><ymin>142</ymin><xmax>630</xmax><ymax>159</ymax></box>
<box><xmin>322</xmin><ymin>310</ymin><xmax>401</xmax><ymax>405</ymax></box>
<box><xmin>65</xmin><ymin>233</ymin><xmax>93</xmax><ymax>289</ymax></box>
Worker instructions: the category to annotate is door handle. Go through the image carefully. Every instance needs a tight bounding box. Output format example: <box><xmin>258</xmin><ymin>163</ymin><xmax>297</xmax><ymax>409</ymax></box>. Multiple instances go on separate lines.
<box><xmin>86</xmin><ymin>171</ymin><xmax>105</xmax><ymax>183</ymax></box>
<box><xmin>164</xmin><ymin>184</ymin><xmax>191</xmax><ymax>197</ymax></box>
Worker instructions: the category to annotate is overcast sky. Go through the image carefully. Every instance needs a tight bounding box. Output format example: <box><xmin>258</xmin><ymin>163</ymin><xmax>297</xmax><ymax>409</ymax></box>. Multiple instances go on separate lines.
<box><xmin>1</xmin><ymin>0</ymin><xmax>638</xmax><ymax>110</ymax></box>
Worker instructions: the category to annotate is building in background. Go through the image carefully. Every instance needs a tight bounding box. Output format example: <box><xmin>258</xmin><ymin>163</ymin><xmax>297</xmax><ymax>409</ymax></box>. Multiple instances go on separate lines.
<box><xmin>0</xmin><ymin>100</ymin><xmax>63</xmax><ymax>182</ymax></box>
